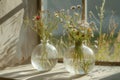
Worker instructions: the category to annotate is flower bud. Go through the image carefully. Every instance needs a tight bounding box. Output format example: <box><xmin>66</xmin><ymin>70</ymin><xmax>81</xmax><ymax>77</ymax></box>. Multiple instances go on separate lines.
<box><xmin>36</xmin><ymin>16</ymin><xmax>40</xmax><ymax>20</ymax></box>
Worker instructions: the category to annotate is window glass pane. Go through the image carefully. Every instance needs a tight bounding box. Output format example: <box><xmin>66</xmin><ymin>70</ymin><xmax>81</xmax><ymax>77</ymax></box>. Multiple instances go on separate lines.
<box><xmin>46</xmin><ymin>0</ymin><xmax>120</xmax><ymax>62</ymax></box>
<box><xmin>89</xmin><ymin>0</ymin><xmax>120</xmax><ymax>62</ymax></box>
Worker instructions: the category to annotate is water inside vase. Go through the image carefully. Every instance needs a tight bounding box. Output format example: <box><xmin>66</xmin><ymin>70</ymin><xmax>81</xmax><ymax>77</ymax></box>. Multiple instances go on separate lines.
<box><xmin>64</xmin><ymin>58</ymin><xmax>95</xmax><ymax>74</ymax></box>
<box><xmin>31</xmin><ymin>57</ymin><xmax>58</xmax><ymax>71</ymax></box>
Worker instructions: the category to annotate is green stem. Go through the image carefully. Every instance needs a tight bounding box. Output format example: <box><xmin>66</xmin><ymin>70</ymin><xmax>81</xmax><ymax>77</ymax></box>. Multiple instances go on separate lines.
<box><xmin>75</xmin><ymin>40</ymin><xmax>83</xmax><ymax>60</ymax></box>
<box><xmin>99</xmin><ymin>0</ymin><xmax>105</xmax><ymax>47</ymax></box>
<box><xmin>75</xmin><ymin>40</ymin><xmax>82</xmax><ymax>49</ymax></box>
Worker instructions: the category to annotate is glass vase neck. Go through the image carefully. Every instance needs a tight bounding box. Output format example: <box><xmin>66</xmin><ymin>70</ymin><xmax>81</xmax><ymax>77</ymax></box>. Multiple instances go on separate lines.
<box><xmin>41</xmin><ymin>39</ymin><xmax>49</xmax><ymax>44</ymax></box>
<box><xmin>75</xmin><ymin>41</ymin><xmax>82</xmax><ymax>47</ymax></box>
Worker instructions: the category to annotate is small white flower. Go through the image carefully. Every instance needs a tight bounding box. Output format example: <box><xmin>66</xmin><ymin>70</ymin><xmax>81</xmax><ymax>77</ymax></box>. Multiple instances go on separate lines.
<box><xmin>80</xmin><ymin>21</ymin><xmax>89</xmax><ymax>28</ymax></box>
<box><xmin>67</xmin><ymin>21</ymin><xmax>70</xmax><ymax>24</ymax></box>
<box><xmin>70</xmin><ymin>6</ymin><xmax>76</xmax><ymax>10</ymax></box>
<box><xmin>77</xmin><ymin>5</ymin><xmax>81</xmax><ymax>8</ymax></box>
<box><xmin>54</xmin><ymin>12</ymin><xmax>59</xmax><ymax>18</ymax></box>
<box><xmin>68</xmin><ymin>25</ymin><xmax>73</xmax><ymax>28</ymax></box>
<box><xmin>74</xmin><ymin>12</ymin><xmax>79</xmax><ymax>16</ymax></box>
<box><xmin>94</xmin><ymin>40</ymin><xmax>98</xmax><ymax>44</ymax></box>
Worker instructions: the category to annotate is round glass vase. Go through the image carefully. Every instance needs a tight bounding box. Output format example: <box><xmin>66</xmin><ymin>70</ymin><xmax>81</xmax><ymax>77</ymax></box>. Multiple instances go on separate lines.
<box><xmin>31</xmin><ymin>40</ymin><xmax>58</xmax><ymax>71</ymax></box>
<box><xmin>64</xmin><ymin>41</ymin><xmax>95</xmax><ymax>74</ymax></box>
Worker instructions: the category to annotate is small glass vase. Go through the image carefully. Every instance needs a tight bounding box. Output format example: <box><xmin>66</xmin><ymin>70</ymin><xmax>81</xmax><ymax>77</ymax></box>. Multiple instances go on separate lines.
<box><xmin>64</xmin><ymin>41</ymin><xmax>95</xmax><ymax>74</ymax></box>
<box><xmin>31</xmin><ymin>40</ymin><xmax>58</xmax><ymax>71</ymax></box>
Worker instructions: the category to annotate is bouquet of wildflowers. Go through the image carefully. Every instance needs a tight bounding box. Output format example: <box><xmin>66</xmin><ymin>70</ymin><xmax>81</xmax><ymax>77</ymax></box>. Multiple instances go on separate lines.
<box><xmin>54</xmin><ymin>5</ymin><xmax>94</xmax><ymax>46</ymax></box>
<box><xmin>32</xmin><ymin>11</ymin><xmax>59</xmax><ymax>42</ymax></box>
<box><xmin>31</xmin><ymin>11</ymin><xmax>59</xmax><ymax>69</ymax></box>
<box><xmin>54</xmin><ymin>5</ymin><xmax>95</xmax><ymax>73</ymax></box>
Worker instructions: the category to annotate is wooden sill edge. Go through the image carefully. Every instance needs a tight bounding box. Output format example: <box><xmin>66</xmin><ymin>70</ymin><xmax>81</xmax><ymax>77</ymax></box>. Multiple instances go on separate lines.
<box><xmin>58</xmin><ymin>58</ymin><xmax>120</xmax><ymax>66</ymax></box>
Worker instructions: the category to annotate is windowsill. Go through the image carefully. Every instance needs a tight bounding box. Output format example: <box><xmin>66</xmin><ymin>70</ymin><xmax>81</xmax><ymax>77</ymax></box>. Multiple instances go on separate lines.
<box><xmin>0</xmin><ymin>63</ymin><xmax>120</xmax><ymax>80</ymax></box>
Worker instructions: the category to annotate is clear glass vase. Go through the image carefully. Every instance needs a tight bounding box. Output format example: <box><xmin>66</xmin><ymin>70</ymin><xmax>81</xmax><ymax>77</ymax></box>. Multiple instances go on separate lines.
<box><xmin>64</xmin><ymin>42</ymin><xmax>95</xmax><ymax>74</ymax></box>
<box><xmin>31</xmin><ymin>40</ymin><xmax>58</xmax><ymax>71</ymax></box>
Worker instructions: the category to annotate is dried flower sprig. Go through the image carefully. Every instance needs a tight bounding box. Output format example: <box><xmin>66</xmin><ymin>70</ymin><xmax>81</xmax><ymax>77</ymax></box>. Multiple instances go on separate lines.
<box><xmin>32</xmin><ymin>11</ymin><xmax>59</xmax><ymax>42</ymax></box>
<box><xmin>54</xmin><ymin>6</ymin><xmax>94</xmax><ymax>45</ymax></box>
<box><xmin>31</xmin><ymin>11</ymin><xmax>59</xmax><ymax>67</ymax></box>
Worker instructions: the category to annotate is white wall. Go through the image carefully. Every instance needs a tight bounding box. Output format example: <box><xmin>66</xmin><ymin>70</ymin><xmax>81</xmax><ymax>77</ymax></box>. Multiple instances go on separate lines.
<box><xmin>0</xmin><ymin>0</ymin><xmax>39</xmax><ymax>69</ymax></box>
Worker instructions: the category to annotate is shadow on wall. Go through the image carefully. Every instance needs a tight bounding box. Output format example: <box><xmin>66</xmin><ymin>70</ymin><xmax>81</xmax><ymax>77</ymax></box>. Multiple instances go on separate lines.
<box><xmin>0</xmin><ymin>0</ymin><xmax>25</xmax><ymax>70</ymax></box>
<box><xmin>0</xmin><ymin>2</ymin><xmax>23</xmax><ymax>25</ymax></box>
<box><xmin>100</xmin><ymin>72</ymin><xmax>120</xmax><ymax>80</ymax></box>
